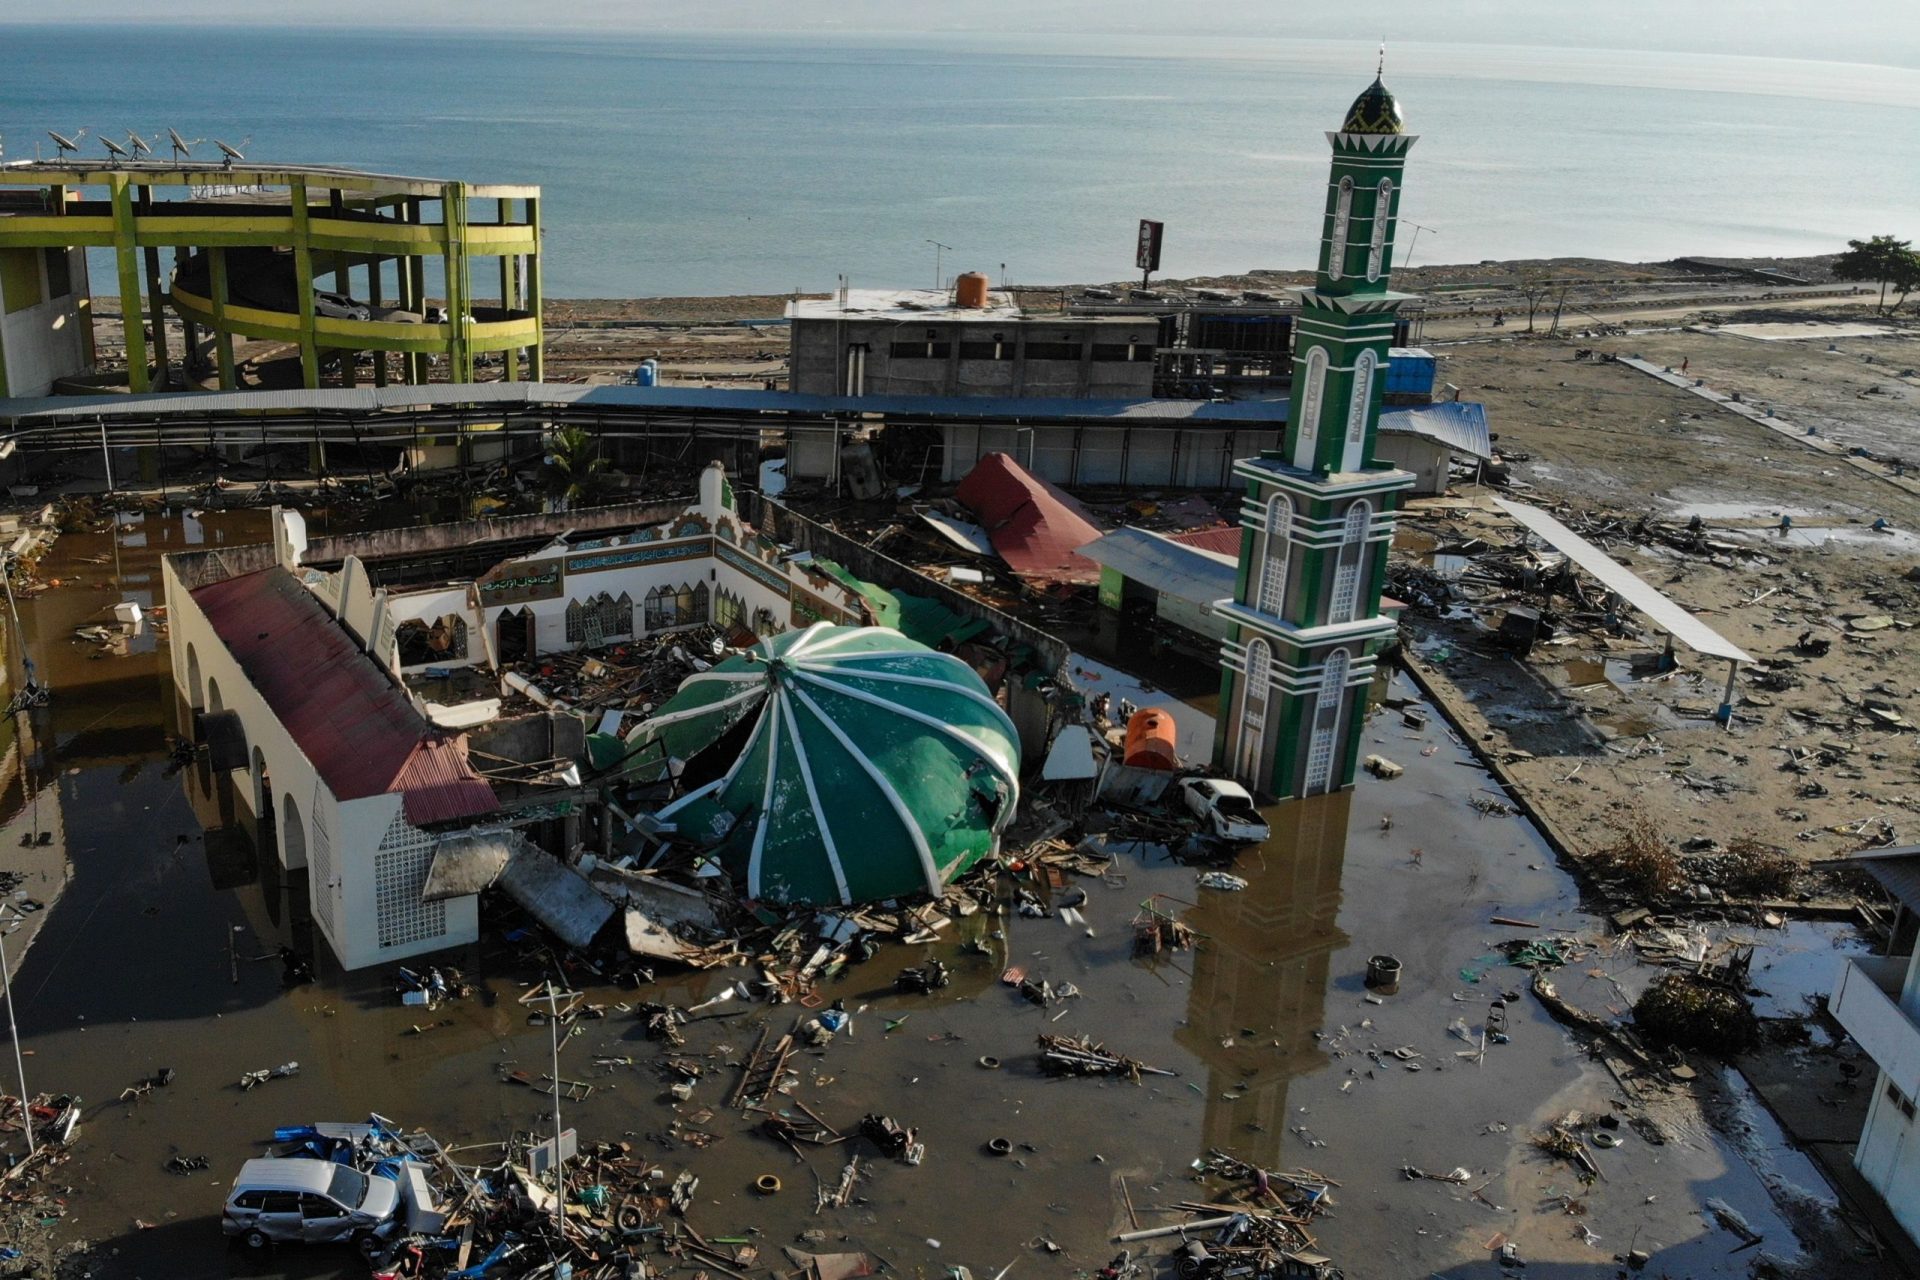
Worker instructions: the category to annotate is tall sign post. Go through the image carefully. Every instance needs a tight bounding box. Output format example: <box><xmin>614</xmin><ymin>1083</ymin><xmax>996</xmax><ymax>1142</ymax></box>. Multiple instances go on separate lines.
<box><xmin>1136</xmin><ymin>219</ymin><xmax>1163</xmax><ymax>288</ymax></box>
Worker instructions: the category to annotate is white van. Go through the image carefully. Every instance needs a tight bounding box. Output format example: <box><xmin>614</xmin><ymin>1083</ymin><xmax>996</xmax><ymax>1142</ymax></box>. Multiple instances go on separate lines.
<box><xmin>222</xmin><ymin>1157</ymin><xmax>400</xmax><ymax>1254</ymax></box>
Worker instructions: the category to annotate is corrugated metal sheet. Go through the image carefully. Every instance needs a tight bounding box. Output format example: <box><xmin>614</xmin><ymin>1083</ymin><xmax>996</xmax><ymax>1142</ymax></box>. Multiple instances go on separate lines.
<box><xmin>1379</xmin><ymin>403</ymin><xmax>1492</xmax><ymax>460</ymax></box>
<box><xmin>1076</xmin><ymin>527</ymin><xmax>1238</xmax><ymax>611</ymax></box>
<box><xmin>192</xmin><ymin>567</ymin><xmax>498</xmax><ymax>816</ymax></box>
<box><xmin>1495</xmin><ymin>499</ymin><xmax>1755</xmax><ymax>663</ymax></box>
<box><xmin>1167</xmin><ymin>526</ymin><xmax>1243</xmax><ymax>557</ymax></box>
<box><xmin>956</xmin><ymin>452</ymin><xmax>1105</xmax><ymax>585</ymax></box>
<box><xmin>1845</xmin><ymin>846</ymin><xmax>1920</xmax><ymax>912</ymax></box>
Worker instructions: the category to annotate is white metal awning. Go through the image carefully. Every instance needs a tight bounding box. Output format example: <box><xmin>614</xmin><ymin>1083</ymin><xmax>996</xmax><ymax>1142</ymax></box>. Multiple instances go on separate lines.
<box><xmin>1495</xmin><ymin>499</ymin><xmax>1754</xmax><ymax>664</ymax></box>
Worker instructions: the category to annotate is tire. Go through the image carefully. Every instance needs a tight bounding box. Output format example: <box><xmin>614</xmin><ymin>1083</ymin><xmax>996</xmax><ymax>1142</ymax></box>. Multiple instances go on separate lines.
<box><xmin>242</xmin><ymin>1229</ymin><xmax>270</xmax><ymax>1250</ymax></box>
<box><xmin>354</xmin><ymin>1232</ymin><xmax>385</xmax><ymax>1260</ymax></box>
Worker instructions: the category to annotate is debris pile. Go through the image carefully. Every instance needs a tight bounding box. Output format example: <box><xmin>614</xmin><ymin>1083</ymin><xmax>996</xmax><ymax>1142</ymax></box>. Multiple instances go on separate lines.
<box><xmin>1633</xmin><ymin>973</ymin><xmax>1760</xmax><ymax>1054</ymax></box>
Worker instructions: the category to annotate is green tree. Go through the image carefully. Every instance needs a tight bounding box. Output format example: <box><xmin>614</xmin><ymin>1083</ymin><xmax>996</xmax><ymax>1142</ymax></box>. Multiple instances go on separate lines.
<box><xmin>1889</xmin><ymin>250</ymin><xmax>1920</xmax><ymax>314</ymax></box>
<box><xmin>1833</xmin><ymin>235</ymin><xmax>1916</xmax><ymax>313</ymax></box>
<box><xmin>542</xmin><ymin>426</ymin><xmax>611</xmax><ymax>511</ymax></box>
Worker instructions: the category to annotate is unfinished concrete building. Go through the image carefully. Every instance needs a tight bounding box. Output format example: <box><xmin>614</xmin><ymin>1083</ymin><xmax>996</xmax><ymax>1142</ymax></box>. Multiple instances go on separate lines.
<box><xmin>787</xmin><ymin>284</ymin><xmax>1157</xmax><ymax>400</ymax></box>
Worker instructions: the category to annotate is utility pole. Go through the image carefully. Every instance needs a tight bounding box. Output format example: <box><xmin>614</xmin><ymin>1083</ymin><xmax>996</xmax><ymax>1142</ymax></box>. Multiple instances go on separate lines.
<box><xmin>0</xmin><ymin>910</ymin><xmax>32</xmax><ymax>1158</ymax></box>
<box><xmin>924</xmin><ymin>240</ymin><xmax>951</xmax><ymax>291</ymax></box>
<box><xmin>546</xmin><ymin>980</ymin><xmax>564</xmax><ymax>1232</ymax></box>
<box><xmin>1400</xmin><ymin>221</ymin><xmax>1437</xmax><ymax>271</ymax></box>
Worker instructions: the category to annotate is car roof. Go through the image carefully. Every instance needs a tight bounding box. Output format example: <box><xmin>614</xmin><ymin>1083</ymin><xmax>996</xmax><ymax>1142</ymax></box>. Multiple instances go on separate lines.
<box><xmin>231</xmin><ymin>1157</ymin><xmax>342</xmax><ymax>1194</ymax></box>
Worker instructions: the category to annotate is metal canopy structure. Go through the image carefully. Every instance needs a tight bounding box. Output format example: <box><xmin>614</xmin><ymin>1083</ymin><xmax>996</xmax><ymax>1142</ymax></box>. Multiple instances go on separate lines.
<box><xmin>1077</xmin><ymin>526</ymin><xmax>1238</xmax><ymax>612</ymax></box>
<box><xmin>1495</xmin><ymin>499</ymin><xmax>1753</xmax><ymax>663</ymax></box>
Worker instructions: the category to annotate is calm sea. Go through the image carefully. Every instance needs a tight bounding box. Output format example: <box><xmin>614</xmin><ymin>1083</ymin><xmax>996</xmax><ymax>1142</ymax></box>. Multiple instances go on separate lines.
<box><xmin>3</xmin><ymin>23</ymin><xmax>1919</xmax><ymax>298</ymax></box>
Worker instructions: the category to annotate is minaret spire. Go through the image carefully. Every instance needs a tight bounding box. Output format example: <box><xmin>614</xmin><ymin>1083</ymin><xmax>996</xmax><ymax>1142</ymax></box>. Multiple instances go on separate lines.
<box><xmin>1377</xmin><ymin>42</ymin><xmax>1385</xmax><ymax>78</ymax></box>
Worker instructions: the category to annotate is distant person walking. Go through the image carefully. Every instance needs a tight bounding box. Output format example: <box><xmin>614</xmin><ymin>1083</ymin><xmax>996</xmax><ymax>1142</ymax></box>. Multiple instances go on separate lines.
<box><xmin>1680</xmin><ymin>358</ymin><xmax>1690</xmax><ymax>374</ymax></box>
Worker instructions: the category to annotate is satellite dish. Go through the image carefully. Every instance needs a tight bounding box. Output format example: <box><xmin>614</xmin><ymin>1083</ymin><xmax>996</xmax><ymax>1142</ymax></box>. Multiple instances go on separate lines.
<box><xmin>127</xmin><ymin>131</ymin><xmax>154</xmax><ymax>158</ymax></box>
<box><xmin>166</xmin><ymin>128</ymin><xmax>201</xmax><ymax>161</ymax></box>
<box><xmin>100</xmin><ymin>135</ymin><xmax>130</xmax><ymax>160</ymax></box>
<box><xmin>213</xmin><ymin>136</ymin><xmax>249</xmax><ymax>167</ymax></box>
<box><xmin>46</xmin><ymin>128</ymin><xmax>86</xmax><ymax>156</ymax></box>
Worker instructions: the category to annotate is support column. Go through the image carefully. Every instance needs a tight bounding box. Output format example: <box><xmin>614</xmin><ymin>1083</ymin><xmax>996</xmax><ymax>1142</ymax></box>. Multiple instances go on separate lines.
<box><xmin>368</xmin><ymin>254</ymin><xmax>387</xmax><ymax>388</ymax></box>
<box><xmin>441</xmin><ymin>182</ymin><xmax>469</xmax><ymax>382</ymax></box>
<box><xmin>208</xmin><ymin>247</ymin><xmax>237</xmax><ymax>391</ymax></box>
<box><xmin>107</xmin><ymin>177</ymin><xmax>149</xmax><ymax>393</ymax></box>
<box><xmin>499</xmin><ymin>197</ymin><xmax>518</xmax><ymax>383</ymax></box>
<box><xmin>407</xmin><ymin>198</ymin><xmax>428</xmax><ymax>385</ymax></box>
<box><xmin>525</xmin><ymin>195</ymin><xmax>544</xmax><ymax>382</ymax></box>
<box><xmin>137</xmin><ymin>187</ymin><xmax>172</xmax><ymax>390</ymax></box>
<box><xmin>288</xmin><ymin>180</ymin><xmax>320</xmax><ymax>390</ymax></box>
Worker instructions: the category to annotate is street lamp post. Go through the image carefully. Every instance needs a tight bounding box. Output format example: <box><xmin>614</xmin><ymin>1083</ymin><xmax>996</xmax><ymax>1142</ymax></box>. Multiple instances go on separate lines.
<box><xmin>0</xmin><ymin>910</ymin><xmax>32</xmax><ymax>1158</ymax></box>
<box><xmin>924</xmin><ymin>239</ymin><xmax>952</xmax><ymax>291</ymax></box>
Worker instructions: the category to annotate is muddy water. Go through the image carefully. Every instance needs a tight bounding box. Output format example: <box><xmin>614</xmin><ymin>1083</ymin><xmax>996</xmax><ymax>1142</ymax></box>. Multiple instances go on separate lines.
<box><xmin>0</xmin><ymin>512</ymin><xmax>1871</xmax><ymax>1279</ymax></box>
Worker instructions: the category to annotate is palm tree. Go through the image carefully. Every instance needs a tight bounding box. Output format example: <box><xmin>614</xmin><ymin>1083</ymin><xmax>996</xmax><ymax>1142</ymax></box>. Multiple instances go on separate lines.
<box><xmin>542</xmin><ymin>427</ymin><xmax>611</xmax><ymax>511</ymax></box>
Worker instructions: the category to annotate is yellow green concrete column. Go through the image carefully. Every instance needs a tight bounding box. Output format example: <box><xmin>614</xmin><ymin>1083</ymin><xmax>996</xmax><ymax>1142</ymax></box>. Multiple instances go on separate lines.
<box><xmin>208</xmin><ymin>247</ymin><xmax>237</xmax><ymax>390</ymax></box>
<box><xmin>108</xmin><ymin>176</ymin><xmax>149</xmax><ymax>392</ymax></box>
<box><xmin>288</xmin><ymin>180</ymin><xmax>319</xmax><ymax>390</ymax></box>
<box><xmin>441</xmin><ymin>182</ymin><xmax>469</xmax><ymax>382</ymax></box>
<box><xmin>526</xmin><ymin>195</ymin><xmax>543</xmax><ymax>382</ymax></box>
<box><xmin>499</xmin><ymin>197</ymin><xmax>518</xmax><ymax>383</ymax></box>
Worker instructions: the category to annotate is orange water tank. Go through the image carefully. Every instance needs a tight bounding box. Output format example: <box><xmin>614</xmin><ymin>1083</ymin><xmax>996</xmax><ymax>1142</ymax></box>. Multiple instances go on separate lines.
<box><xmin>1122</xmin><ymin>707</ymin><xmax>1180</xmax><ymax>771</ymax></box>
<box><xmin>954</xmin><ymin>271</ymin><xmax>991</xmax><ymax>309</ymax></box>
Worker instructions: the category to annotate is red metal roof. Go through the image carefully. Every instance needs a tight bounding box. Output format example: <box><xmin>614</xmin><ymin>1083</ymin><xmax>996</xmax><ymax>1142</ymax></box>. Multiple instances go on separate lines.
<box><xmin>955</xmin><ymin>452</ymin><xmax>1105</xmax><ymax>586</ymax></box>
<box><xmin>192</xmin><ymin>568</ymin><xmax>497</xmax><ymax>822</ymax></box>
<box><xmin>1168</xmin><ymin>526</ymin><xmax>1243</xmax><ymax>558</ymax></box>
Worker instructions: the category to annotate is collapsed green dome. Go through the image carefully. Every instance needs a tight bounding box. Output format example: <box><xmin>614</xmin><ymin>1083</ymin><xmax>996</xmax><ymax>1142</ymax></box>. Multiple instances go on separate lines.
<box><xmin>634</xmin><ymin>624</ymin><xmax>1021</xmax><ymax>905</ymax></box>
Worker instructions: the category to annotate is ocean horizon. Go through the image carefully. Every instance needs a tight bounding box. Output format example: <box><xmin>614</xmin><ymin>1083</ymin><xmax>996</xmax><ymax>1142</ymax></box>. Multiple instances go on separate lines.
<box><xmin>3</xmin><ymin>23</ymin><xmax>1918</xmax><ymax>298</ymax></box>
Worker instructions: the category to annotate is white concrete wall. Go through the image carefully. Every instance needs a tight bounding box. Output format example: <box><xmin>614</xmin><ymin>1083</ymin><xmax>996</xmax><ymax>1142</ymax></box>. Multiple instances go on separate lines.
<box><xmin>0</xmin><ymin>248</ymin><xmax>87</xmax><ymax>397</ymax></box>
<box><xmin>941</xmin><ymin>424</ymin><xmax>1285</xmax><ymax>487</ymax></box>
<box><xmin>1372</xmin><ymin>434</ymin><xmax>1451</xmax><ymax>496</ymax></box>
<box><xmin>165</xmin><ymin>558</ymin><xmax>478</xmax><ymax>971</ymax></box>
<box><xmin>1857</xmin><ymin>1073</ymin><xmax>1920</xmax><ymax>1244</ymax></box>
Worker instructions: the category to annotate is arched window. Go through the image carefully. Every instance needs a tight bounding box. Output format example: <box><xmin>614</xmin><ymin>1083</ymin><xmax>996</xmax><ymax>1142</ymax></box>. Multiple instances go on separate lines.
<box><xmin>1304</xmin><ymin>647</ymin><xmax>1351</xmax><ymax>794</ymax></box>
<box><xmin>1295</xmin><ymin>347</ymin><xmax>1327</xmax><ymax>469</ymax></box>
<box><xmin>1344</xmin><ymin>349</ymin><xmax>1376</xmax><ymax>470</ymax></box>
<box><xmin>1328</xmin><ymin>177</ymin><xmax>1353</xmax><ymax>281</ymax></box>
<box><xmin>691</xmin><ymin>582</ymin><xmax>710</xmax><ymax>625</ymax></box>
<box><xmin>1367</xmin><ymin>178</ymin><xmax>1394</xmax><ymax>282</ymax></box>
<box><xmin>1238</xmin><ymin>639</ymin><xmax>1271</xmax><ymax>783</ymax></box>
<box><xmin>1256</xmin><ymin>494</ymin><xmax>1291</xmax><ymax>617</ymax></box>
<box><xmin>1328</xmin><ymin>501</ymin><xmax>1371</xmax><ymax>624</ymax></box>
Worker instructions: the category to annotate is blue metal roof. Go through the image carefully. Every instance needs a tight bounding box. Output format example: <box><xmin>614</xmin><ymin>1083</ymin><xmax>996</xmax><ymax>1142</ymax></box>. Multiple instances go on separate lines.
<box><xmin>0</xmin><ymin>382</ymin><xmax>1296</xmax><ymax>426</ymax></box>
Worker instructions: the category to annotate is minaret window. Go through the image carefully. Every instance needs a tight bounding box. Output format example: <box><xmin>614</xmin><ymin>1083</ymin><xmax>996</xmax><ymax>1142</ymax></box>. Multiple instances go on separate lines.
<box><xmin>1256</xmin><ymin>494</ymin><xmax>1292</xmax><ymax>616</ymax></box>
<box><xmin>1366</xmin><ymin>179</ymin><xmax>1394</xmax><ymax>282</ymax></box>
<box><xmin>1329</xmin><ymin>501</ymin><xmax>1371</xmax><ymax>624</ymax></box>
<box><xmin>1343</xmin><ymin>348</ymin><xmax>1376</xmax><ymax>470</ymax></box>
<box><xmin>1295</xmin><ymin>348</ymin><xmax>1327</xmax><ymax>469</ymax></box>
<box><xmin>1304</xmin><ymin>647</ymin><xmax>1351</xmax><ymax>794</ymax></box>
<box><xmin>1238</xmin><ymin>639</ymin><xmax>1271</xmax><ymax>782</ymax></box>
<box><xmin>1328</xmin><ymin>177</ymin><xmax>1353</xmax><ymax>281</ymax></box>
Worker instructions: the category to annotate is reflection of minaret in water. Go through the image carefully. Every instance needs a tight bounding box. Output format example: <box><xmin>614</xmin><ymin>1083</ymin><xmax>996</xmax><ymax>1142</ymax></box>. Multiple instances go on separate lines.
<box><xmin>1174</xmin><ymin>792</ymin><xmax>1353</xmax><ymax>1164</ymax></box>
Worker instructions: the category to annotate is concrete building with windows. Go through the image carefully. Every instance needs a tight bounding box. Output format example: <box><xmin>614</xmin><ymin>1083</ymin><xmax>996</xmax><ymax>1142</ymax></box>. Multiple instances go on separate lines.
<box><xmin>787</xmin><ymin>286</ymin><xmax>1157</xmax><ymax>400</ymax></box>
<box><xmin>162</xmin><ymin>464</ymin><xmax>870</xmax><ymax>970</ymax></box>
<box><xmin>1214</xmin><ymin>77</ymin><xmax>1418</xmax><ymax>799</ymax></box>
<box><xmin>0</xmin><ymin>158</ymin><xmax>541</xmax><ymax>392</ymax></box>
<box><xmin>1830</xmin><ymin>847</ymin><xmax>1920</xmax><ymax>1248</ymax></box>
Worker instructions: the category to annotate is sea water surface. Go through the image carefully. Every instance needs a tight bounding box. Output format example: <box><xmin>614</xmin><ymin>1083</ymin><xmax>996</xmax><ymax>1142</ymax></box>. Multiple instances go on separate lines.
<box><xmin>3</xmin><ymin>24</ymin><xmax>1919</xmax><ymax>296</ymax></box>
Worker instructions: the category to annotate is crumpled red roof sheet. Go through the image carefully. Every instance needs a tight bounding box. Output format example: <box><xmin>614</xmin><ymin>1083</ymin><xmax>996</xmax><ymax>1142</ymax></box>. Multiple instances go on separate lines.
<box><xmin>192</xmin><ymin>568</ymin><xmax>497</xmax><ymax>826</ymax></box>
<box><xmin>1169</xmin><ymin>526</ymin><xmax>1243</xmax><ymax>558</ymax></box>
<box><xmin>955</xmin><ymin>452</ymin><xmax>1106</xmax><ymax>586</ymax></box>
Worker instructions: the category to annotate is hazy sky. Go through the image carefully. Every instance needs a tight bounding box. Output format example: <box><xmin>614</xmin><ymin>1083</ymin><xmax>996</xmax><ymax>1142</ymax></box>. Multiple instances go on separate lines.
<box><xmin>7</xmin><ymin>0</ymin><xmax>1920</xmax><ymax>67</ymax></box>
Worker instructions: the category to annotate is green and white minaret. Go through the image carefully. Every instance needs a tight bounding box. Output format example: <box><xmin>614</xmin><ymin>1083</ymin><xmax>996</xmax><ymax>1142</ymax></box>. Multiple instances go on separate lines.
<box><xmin>1213</xmin><ymin>77</ymin><xmax>1418</xmax><ymax>799</ymax></box>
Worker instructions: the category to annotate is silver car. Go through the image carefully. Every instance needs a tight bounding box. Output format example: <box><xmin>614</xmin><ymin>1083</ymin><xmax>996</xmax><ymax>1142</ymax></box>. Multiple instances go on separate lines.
<box><xmin>222</xmin><ymin>1157</ymin><xmax>399</xmax><ymax>1254</ymax></box>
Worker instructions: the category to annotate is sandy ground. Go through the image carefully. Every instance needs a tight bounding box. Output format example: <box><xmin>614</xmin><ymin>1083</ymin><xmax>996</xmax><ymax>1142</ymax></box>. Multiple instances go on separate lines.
<box><xmin>1392</xmin><ymin>300</ymin><xmax>1920</xmax><ymax>886</ymax></box>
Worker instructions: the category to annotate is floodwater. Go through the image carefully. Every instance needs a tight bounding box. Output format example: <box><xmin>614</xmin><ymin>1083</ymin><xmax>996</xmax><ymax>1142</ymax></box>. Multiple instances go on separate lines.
<box><xmin>0</xmin><ymin>509</ymin><xmax>1881</xmax><ymax>1279</ymax></box>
